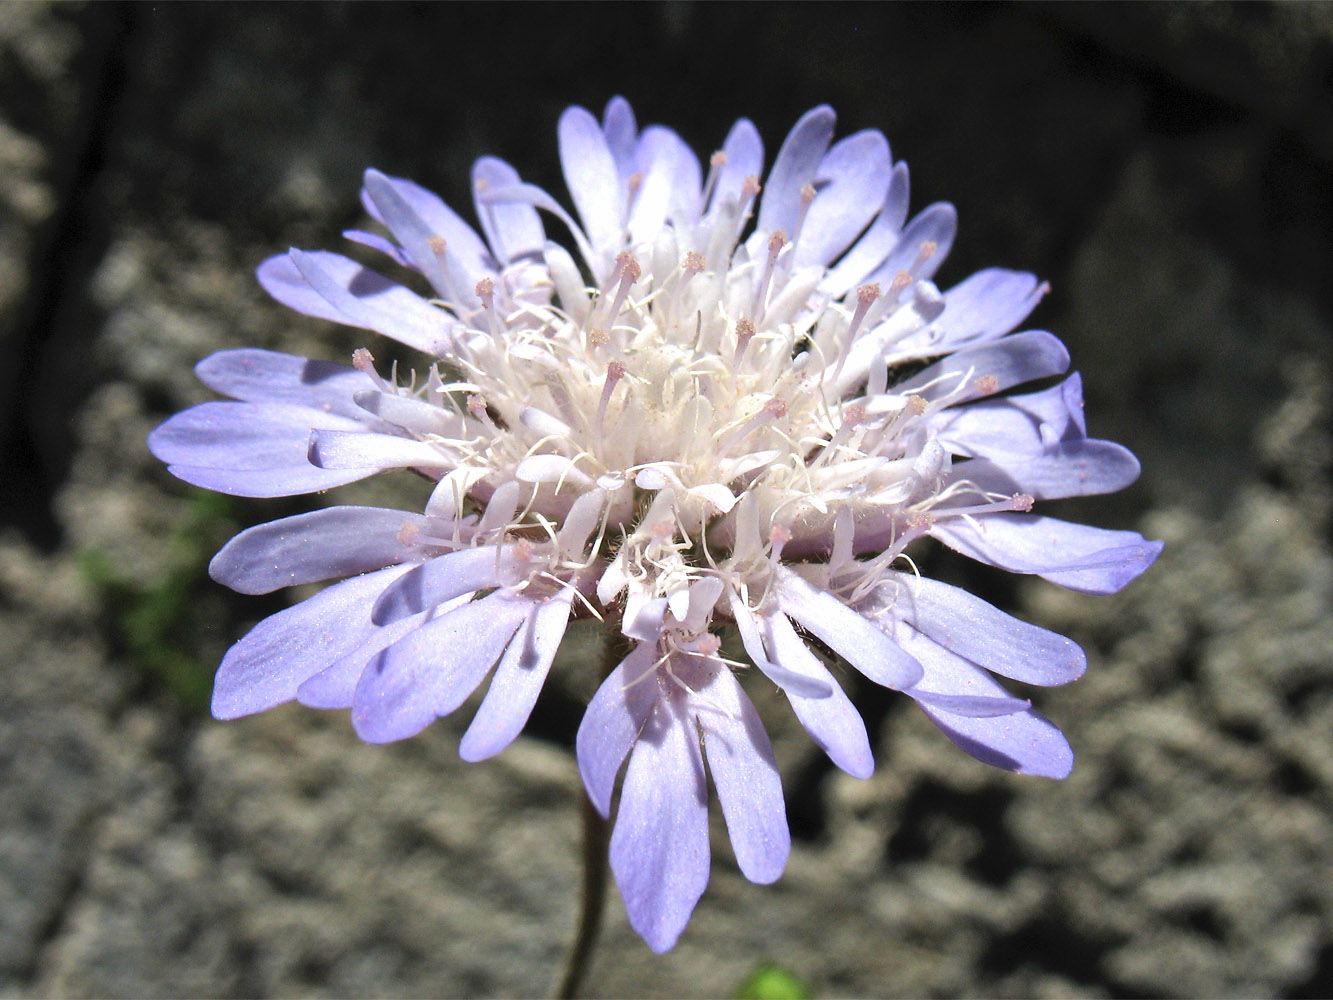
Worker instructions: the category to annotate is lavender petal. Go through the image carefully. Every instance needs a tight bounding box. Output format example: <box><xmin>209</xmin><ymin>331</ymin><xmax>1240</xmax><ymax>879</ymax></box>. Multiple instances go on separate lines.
<box><xmin>576</xmin><ymin>641</ymin><xmax>660</xmax><ymax>817</ymax></box>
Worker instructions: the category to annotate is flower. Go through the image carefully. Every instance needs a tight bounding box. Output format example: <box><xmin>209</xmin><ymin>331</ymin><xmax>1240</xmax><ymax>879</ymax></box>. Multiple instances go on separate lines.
<box><xmin>149</xmin><ymin>97</ymin><xmax>1162</xmax><ymax>953</ymax></box>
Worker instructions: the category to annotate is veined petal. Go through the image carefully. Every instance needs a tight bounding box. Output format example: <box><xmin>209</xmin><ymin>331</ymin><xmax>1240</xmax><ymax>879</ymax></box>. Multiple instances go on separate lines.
<box><xmin>210</xmin><ymin>506</ymin><xmax>432</xmax><ymax>595</ymax></box>
<box><xmin>576</xmin><ymin>641</ymin><xmax>661</xmax><ymax>817</ymax></box>
<box><xmin>864</xmin><ymin>201</ymin><xmax>957</xmax><ymax>288</ymax></box>
<box><xmin>471</xmin><ymin>156</ymin><xmax>545</xmax><ymax>264</ymax></box>
<box><xmin>760</xmin><ymin>610</ymin><xmax>874</xmax><ymax>778</ymax></box>
<box><xmin>308</xmin><ymin>428</ymin><xmax>452</xmax><ymax>471</ymax></box>
<box><xmin>758</xmin><ymin>104</ymin><xmax>836</xmax><ymax>240</ymax></box>
<box><xmin>351</xmin><ymin>591</ymin><xmax>533</xmax><ymax>743</ymax></box>
<box><xmin>195</xmin><ymin>349</ymin><xmax>372</xmax><ymax>416</ymax></box>
<box><xmin>896</xmin><ymin>329</ymin><xmax>1071</xmax><ymax>404</ymax></box>
<box><xmin>684</xmin><ymin>656</ymin><xmax>789</xmax><ymax>884</ymax></box>
<box><xmin>775</xmin><ymin>566</ymin><xmax>923</xmax><ymax>690</ymax></box>
<box><xmin>212</xmin><ymin>564</ymin><xmax>415</xmax><ymax>720</ymax></box>
<box><xmin>876</xmin><ymin>571</ymin><xmax>1085</xmax><ymax>686</ymax></box>
<box><xmin>610</xmin><ymin>687</ymin><xmax>710</xmax><ymax>954</ymax></box>
<box><xmin>949</xmin><ymin>441</ymin><xmax>1142</xmax><ymax>500</ymax></box>
<box><xmin>370</xmin><ymin>544</ymin><xmax>510</xmax><ymax>624</ymax></box>
<box><xmin>262</xmin><ymin>250</ymin><xmax>453</xmax><ymax>355</ymax></box>
<box><xmin>921</xmin><ymin>704</ymin><xmax>1074</xmax><ymax>779</ymax></box>
<box><xmin>559</xmin><ymin>105</ymin><xmax>623</xmax><ymax>261</ymax></box>
<box><xmin>458</xmin><ymin>588</ymin><xmax>575</xmax><ymax>762</ymax></box>
<box><xmin>932</xmin><ymin>513</ymin><xmax>1164</xmax><ymax>595</ymax></box>
<box><xmin>795</xmin><ymin>129</ymin><xmax>891</xmax><ymax>269</ymax></box>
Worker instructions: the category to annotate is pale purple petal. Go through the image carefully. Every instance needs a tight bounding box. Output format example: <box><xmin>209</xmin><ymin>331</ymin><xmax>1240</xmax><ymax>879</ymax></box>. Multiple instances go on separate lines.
<box><xmin>602</xmin><ymin>96</ymin><xmax>639</xmax><ymax>183</ymax></box>
<box><xmin>760</xmin><ymin>611</ymin><xmax>874</xmax><ymax>779</ymax></box>
<box><xmin>558</xmin><ymin>105</ymin><xmax>623</xmax><ymax>259</ymax></box>
<box><xmin>896</xmin><ymin>329</ymin><xmax>1071</xmax><ymax>404</ymax></box>
<box><xmin>794</xmin><ymin>129</ymin><xmax>891</xmax><ymax>269</ymax></box>
<box><xmin>758</xmin><ymin>105</ymin><xmax>835</xmax><ymax>239</ymax></box>
<box><xmin>361</xmin><ymin>170</ymin><xmax>482</xmax><ymax>305</ymax></box>
<box><xmin>932</xmin><ymin>513</ymin><xmax>1164</xmax><ymax>594</ymax></box>
<box><xmin>370</xmin><ymin>544</ymin><xmax>508</xmax><ymax>624</ymax></box>
<box><xmin>903</xmin><ymin>268</ymin><xmax>1046</xmax><ymax>354</ymax></box>
<box><xmin>949</xmin><ymin>441</ymin><xmax>1142</xmax><ymax>500</ymax></box>
<box><xmin>149</xmin><ymin>401</ymin><xmax>375</xmax><ymax>497</ymax></box>
<box><xmin>307</xmin><ymin>428</ymin><xmax>451</xmax><ymax>471</ymax></box>
<box><xmin>638</xmin><ymin>125</ymin><xmax>701</xmax><ymax>228</ymax></box>
<box><xmin>260</xmin><ymin>250</ymin><xmax>453</xmax><ymax>355</ymax></box>
<box><xmin>933</xmin><ymin>375</ymin><xmax>1085</xmax><ymax>456</ymax></box>
<box><xmin>864</xmin><ymin>201</ymin><xmax>957</xmax><ymax>287</ymax></box>
<box><xmin>195</xmin><ymin>349</ymin><xmax>372</xmax><ymax>416</ymax></box>
<box><xmin>209</xmin><ymin>506</ymin><xmax>430</xmax><ymax>595</ymax></box>
<box><xmin>458</xmin><ymin>589</ymin><xmax>576</xmax><ymax>762</ymax></box>
<box><xmin>211</xmin><ymin>564</ymin><xmax>414</xmax><ymax>720</ymax></box>
<box><xmin>471</xmin><ymin>156</ymin><xmax>545</xmax><ymax>264</ymax></box>
<box><xmin>879</xmin><ymin>571</ymin><xmax>1085</xmax><ymax>686</ymax></box>
<box><xmin>351</xmin><ymin>591</ymin><xmax>533</xmax><ymax>743</ymax></box>
<box><xmin>610</xmin><ymin>690</ymin><xmax>710</xmax><ymax>954</ymax></box>
<box><xmin>576</xmin><ymin>641</ymin><xmax>660</xmax><ymax>817</ymax></box>
<box><xmin>685</xmin><ymin>657</ymin><xmax>789</xmax><ymax>884</ymax></box>
<box><xmin>819</xmin><ymin>164</ymin><xmax>909</xmax><ymax>298</ymax></box>
<box><xmin>921</xmin><ymin>704</ymin><xmax>1074</xmax><ymax>779</ymax></box>
<box><xmin>775</xmin><ymin>566</ymin><xmax>923</xmax><ymax>690</ymax></box>
<box><xmin>711</xmin><ymin>117</ymin><xmax>763</xmax><ymax>211</ymax></box>
<box><xmin>341</xmin><ymin>228</ymin><xmax>415</xmax><ymax>269</ymax></box>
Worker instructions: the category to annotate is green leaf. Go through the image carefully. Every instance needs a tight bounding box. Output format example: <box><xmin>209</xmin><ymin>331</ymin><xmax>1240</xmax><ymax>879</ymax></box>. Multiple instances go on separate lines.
<box><xmin>734</xmin><ymin>963</ymin><xmax>811</xmax><ymax>1000</ymax></box>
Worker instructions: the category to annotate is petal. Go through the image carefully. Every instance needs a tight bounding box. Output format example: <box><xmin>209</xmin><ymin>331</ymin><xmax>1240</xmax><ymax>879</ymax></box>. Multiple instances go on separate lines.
<box><xmin>351</xmin><ymin>591</ymin><xmax>532</xmax><ymax>743</ymax></box>
<box><xmin>775</xmin><ymin>566</ymin><xmax>923</xmax><ymax>690</ymax></box>
<box><xmin>195</xmin><ymin>348</ymin><xmax>372</xmax><ymax>416</ymax></box>
<box><xmin>307</xmin><ymin>428</ymin><xmax>452</xmax><ymax>471</ymax></box>
<box><xmin>685</xmin><ymin>658</ymin><xmax>789</xmax><ymax>884</ymax></box>
<box><xmin>794</xmin><ymin>129</ymin><xmax>891</xmax><ymax>269</ymax></box>
<box><xmin>601</xmin><ymin>96</ymin><xmax>639</xmax><ymax>183</ymax></box>
<box><xmin>932</xmin><ymin>513</ymin><xmax>1165</xmax><ymax>595</ymax></box>
<box><xmin>149</xmin><ymin>401</ymin><xmax>374</xmax><ymax>497</ymax></box>
<box><xmin>877</xmin><ymin>571</ymin><xmax>1085</xmax><ymax>686</ymax></box>
<box><xmin>758</xmin><ymin>105</ymin><xmax>835</xmax><ymax>240</ymax></box>
<box><xmin>211</xmin><ymin>564</ymin><xmax>414</xmax><ymax>719</ymax></box>
<box><xmin>361</xmin><ymin>170</ymin><xmax>483</xmax><ymax>305</ymax></box>
<box><xmin>209</xmin><ymin>506</ymin><xmax>430</xmax><ymax>595</ymax></box>
<box><xmin>576</xmin><ymin>641</ymin><xmax>661</xmax><ymax>817</ymax></box>
<box><xmin>949</xmin><ymin>441</ymin><xmax>1142</xmax><ymax>500</ymax></box>
<box><xmin>921</xmin><ymin>704</ymin><xmax>1074</xmax><ymax>779</ymax></box>
<box><xmin>558</xmin><ymin>105</ymin><xmax>623</xmax><ymax>260</ymax></box>
<box><xmin>370</xmin><ymin>545</ymin><xmax>509</xmax><ymax>624</ymax></box>
<box><xmin>471</xmin><ymin>156</ymin><xmax>545</xmax><ymax>264</ymax></box>
<box><xmin>819</xmin><ymin>161</ymin><xmax>910</xmax><ymax>298</ymax></box>
<box><xmin>711</xmin><ymin>117</ymin><xmax>764</xmax><ymax>211</ymax></box>
<box><xmin>610</xmin><ymin>687</ymin><xmax>710</xmax><ymax>954</ymax></box>
<box><xmin>260</xmin><ymin>250</ymin><xmax>453</xmax><ymax>355</ymax></box>
<box><xmin>458</xmin><ymin>589</ymin><xmax>575</xmax><ymax>761</ymax></box>
<box><xmin>760</xmin><ymin>611</ymin><xmax>874</xmax><ymax>779</ymax></box>
<box><xmin>895</xmin><ymin>329</ymin><xmax>1071</xmax><ymax>404</ymax></box>
<box><xmin>921</xmin><ymin>268</ymin><xmax>1046</xmax><ymax>351</ymax></box>
<box><xmin>864</xmin><ymin>201</ymin><xmax>957</xmax><ymax>288</ymax></box>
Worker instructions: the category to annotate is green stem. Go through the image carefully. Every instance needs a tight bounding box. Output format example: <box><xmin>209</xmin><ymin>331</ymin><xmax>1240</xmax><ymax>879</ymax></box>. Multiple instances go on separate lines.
<box><xmin>550</xmin><ymin>636</ymin><xmax>621</xmax><ymax>999</ymax></box>
<box><xmin>551</xmin><ymin>790</ymin><xmax>612</xmax><ymax>999</ymax></box>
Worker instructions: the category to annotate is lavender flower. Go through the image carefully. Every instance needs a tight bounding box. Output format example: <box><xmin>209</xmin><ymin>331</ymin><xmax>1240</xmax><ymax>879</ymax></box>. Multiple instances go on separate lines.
<box><xmin>149</xmin><ymin>98</ymin><xmax>1162</xmax><ymax>953</ymax></box>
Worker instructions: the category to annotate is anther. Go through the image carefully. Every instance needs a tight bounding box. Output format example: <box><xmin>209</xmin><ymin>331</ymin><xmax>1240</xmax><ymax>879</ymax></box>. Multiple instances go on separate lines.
<box><xmin>603</xmin><ymin>251</ymin><xmax>641</xmax><ymax>325</ymax></box>
<box><xmin>1012</xmin><ymin>493</ymin><xmax>1034</xmax><ymax>512</ymax></box>
<box><xmin>352</xmin><ymin>348</ymin><xmax>375</xmax><ymax>373</ymax></box>
<box><xmin>427</xmin><ymin>235</ymin><xmax>447</xmax><ymax>260</ymax></box>
<box><xmin>974</xmin><ymin>374</ymin><xmax>1000</xmax><ymax>396</ymax></box>
<box><xmin>734</xmin><ymin>316</ymin><xmax>757</xmax><ymax>365</ymax></box>
<box><xmin>752</xmin><ymin>230</ymin><xmax>786</xmax><ymax>317</ymax></box>
<box><xmin>683</xmin><ymin>251</ymin><xmax>706</xmax><ymax>274</ymax></box>
<box><xmin>596</xmin><ymin>360</ymin><xmax>626</xmax><ymax>441</ymax></box>
<box><xmin>475</xmin><ymin>277</ymin><xmax>494</xmax><ymax>305</ymax></box>
<box><xmin>588</xmin><ymin>327</ymin><xmax>610</xmax><ymax>348</ymax></box>
<box><xmin>788</xmin><ymin>182</ymin><xmax>817</xmax><ymax>255</ymax></box>
<box><xmin>906</xmin><ymin>394</ymin><xmax>929</xmax><ymax>416</ymax></box>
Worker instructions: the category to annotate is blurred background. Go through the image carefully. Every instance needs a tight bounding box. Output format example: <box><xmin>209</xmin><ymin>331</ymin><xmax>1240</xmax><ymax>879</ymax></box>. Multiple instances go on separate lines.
<box><xmin>2</xmin><ymin>2</ymin><xmax>1332</xmax><ymax>996</ymax></box>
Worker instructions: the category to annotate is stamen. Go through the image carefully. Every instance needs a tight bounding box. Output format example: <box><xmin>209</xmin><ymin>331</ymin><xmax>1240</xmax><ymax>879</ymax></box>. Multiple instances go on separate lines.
<box><xmin>602</xmin><ymin>251</ymin><xmax>641</xmax><ymax>329</ymax></box>
<box><xmin>787</xmin><ymin>182</ymin><xmax>817</xmax><ymax>255</ymax></box>
<box><xmin>832</xmin><ymin>282</ymin><xmax>881</xmax><ymax>381</ymax></box>
<box><xmin>701</xmin><ymin>150</ymin><xmax>727</xmax><ymax>210</ymax></box>
<box><xmin>733</xmin><ymin>316</ymin><xmax>757</xmax><ymax>366</ymax></box>
<box><xmin>596</xmin><ymin>360</ymin><xmax>627</xmax><ymax>441</ymax></box>
<box><xmin>752</xmin><ymin>230</ymin><xmax>786</xmax><ymax>317</ymax></box>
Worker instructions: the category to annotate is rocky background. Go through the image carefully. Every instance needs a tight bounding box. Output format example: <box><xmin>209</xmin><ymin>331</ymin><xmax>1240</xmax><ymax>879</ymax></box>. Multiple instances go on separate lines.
<box><xmin>2</xmin><ymin>3</ymin><xmax>1332</xmax><ymax>997</ymax></box>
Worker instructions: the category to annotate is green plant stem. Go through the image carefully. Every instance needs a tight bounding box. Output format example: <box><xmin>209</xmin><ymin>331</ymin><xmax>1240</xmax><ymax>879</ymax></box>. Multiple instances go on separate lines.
<box><xmin>550</xmin><ymin>638</ymin><xmax>620</xmax><ymax>999</ymax></box>
<box><xmin>550</xmin><ymin>790</ymin><xmax>612</xmax><ymax>999</ymax></box>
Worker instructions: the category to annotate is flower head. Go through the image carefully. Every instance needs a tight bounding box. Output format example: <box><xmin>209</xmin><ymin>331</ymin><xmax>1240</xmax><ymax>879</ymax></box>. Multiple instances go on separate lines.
<box><xmin>150</xmin><ymin>97</ymin><xmax>1162</xmax><ymax>953</ymax></box>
